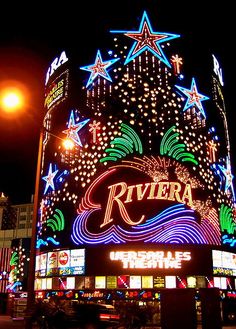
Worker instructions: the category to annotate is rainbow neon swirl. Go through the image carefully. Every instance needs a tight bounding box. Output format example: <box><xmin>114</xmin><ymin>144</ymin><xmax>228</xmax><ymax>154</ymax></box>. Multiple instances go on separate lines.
<box><xmin>71</xmin><ymin>204</ymin><xmax>221</xmax><ymax>245</ymax></box>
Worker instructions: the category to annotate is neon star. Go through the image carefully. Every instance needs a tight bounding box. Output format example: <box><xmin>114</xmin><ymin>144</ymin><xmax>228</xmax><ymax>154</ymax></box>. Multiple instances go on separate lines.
<box><xmin>110</xmin><ymin>11</ymin><xmax>180</xmax><ymax>66</ymax></box>
<box><xmin>62</xmin><ymin>110</ymin><xmax>90</xmax><ymax>147</ymax></box>
<box><xmin>218</xmin><ymin>157</ymin><xmax>235</xmax><ymax>197</ymax></box>
<box><xmin>80</xmin><ymin>50</ymin><xmax>119</xmax><ymax>88</ymax></box>
<box><xmin>42</xmin><ymin>163</ymin><xmax>58</xmax><ymax>194</ymax></box>
<box><xmin>175</xmin><ymin>78</ymin><xmax>209</xmax><ymax>118</ymax></box>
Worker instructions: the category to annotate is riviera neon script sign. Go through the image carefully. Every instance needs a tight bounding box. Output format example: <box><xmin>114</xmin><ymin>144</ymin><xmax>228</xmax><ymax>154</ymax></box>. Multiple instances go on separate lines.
<box><xmin>110</xmin><ymin>250</ymin><xmax>192</xmax><ymax>269</ymax></box>
<box><xmin>101</xmin><ymin>181</ymin><xmax>192</xmax><ymax>227</ymax></box>
<box><xmin>45</xmin><ymin>51</ymin><xmax>68</xmax><ymax>85</ymax></box>
<box><xmin>72</xmin><ymin>165</ymin><xmax>208</xmax><ymax>246</ymax></box>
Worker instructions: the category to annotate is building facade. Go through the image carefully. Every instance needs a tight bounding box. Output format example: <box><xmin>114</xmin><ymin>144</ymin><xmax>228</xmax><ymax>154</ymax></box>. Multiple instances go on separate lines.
<box><xmin>0</xmin><ymin>194</ymin><xmax>33</xmax><ymax>295</ymax></box>
<box><xmin>34</xmin><ymin>10</ymin><xmax>236</xmax><ymax>325</ymax></box>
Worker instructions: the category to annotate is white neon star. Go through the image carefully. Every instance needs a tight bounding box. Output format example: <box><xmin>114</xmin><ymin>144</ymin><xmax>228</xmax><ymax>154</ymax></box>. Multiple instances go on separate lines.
<box><xmin>62</xmin><ymin>110</ymin><xmax>90</xmax><ymax>147</ymax></box>
<box><xmin>80</xmin><ymin>50</ymin><xmax>119</xmax><ymax>88</ymax></box>
<box><xmin>175</xmin><ymin>78</ymin><xmax>209</xmax><ymax>118</ymax></box>
<box><xmin>218</xmin><ymin>157</ymin><xmax>235</xmax><ymax>197</ymax></box>
<box><xmin>42</xmin><ymin>163</ymin><xmax>58</xmax><ymax>194</ymax></box>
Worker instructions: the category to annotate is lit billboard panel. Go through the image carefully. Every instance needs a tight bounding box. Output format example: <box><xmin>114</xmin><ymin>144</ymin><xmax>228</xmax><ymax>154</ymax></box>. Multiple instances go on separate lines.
<box><xmin>212</xmin><ymin>250</ymin><xmax>236</xmax><ymax>276</ymax></box>
<box><xmin>35</xmin><ymin>249</ymin><xmax>85</xmax><ymax>277</ymax></box>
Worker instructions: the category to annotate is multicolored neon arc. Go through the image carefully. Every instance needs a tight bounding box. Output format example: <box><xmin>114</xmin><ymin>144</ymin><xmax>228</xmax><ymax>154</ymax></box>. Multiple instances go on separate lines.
<box><xmin>71</xmin><ymin>204</ymin><xmax>221</xmax><ymax>246</ymax></box>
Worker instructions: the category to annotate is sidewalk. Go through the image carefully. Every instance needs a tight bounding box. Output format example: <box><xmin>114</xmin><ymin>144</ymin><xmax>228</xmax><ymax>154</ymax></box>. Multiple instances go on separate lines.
<box><xmin>1</xmin><ymin>315</ymin><xmax>236</xmax><ymax>329</ymax></box>
<box><xmin>0</xmin><ymin>316</ymin><xmax>25</xmax><ymax>329</ymax></box>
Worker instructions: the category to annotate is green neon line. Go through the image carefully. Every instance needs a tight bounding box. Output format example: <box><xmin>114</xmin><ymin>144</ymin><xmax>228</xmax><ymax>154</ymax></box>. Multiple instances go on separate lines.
<box><xmin>220</xmin><ymin>205</ymin><xmax>227</xmax><ymax>230</ymax></box>
<box><xmin>165</xmin><ymin>133</ymin><xmax>179</xmax><ymax>150</ymax></box>
<box><xmin>172</xmin><ymin>147</ymin><xmax>185</xmax><ymax>159</ymax></box>
<box><xmin>161</xmin><ymin>131</ymin><xmax>179</xmax><ymax>155</ymax></box>
<box><xmin>113</xmin><ymin>137</ymin><xmax>133</xmax><ymax>152</ymax></box>
<box><xmin>10</xmin><ymin>253</ymin><xmax>18</xmax><ymax>266</ymax></box>
<box><xmin>181</xmin><ymin>158</ymin><xmax>198</xmax><ymax>165</ymax></box>
<box><xmin>160</xmin><ymin>126</ymin><xmax>175</xmax><ymax>154</ymax></box>
<box><xmin>121</xmin><ymin>124</ymin><xmax>143</xmax><ymax>153</ymax></box>
<box><xmin>166</xmin><ymin>138</ymin><xmax>179</xmax><ymax>154</ymax></box>
<box><xmin>100</xmin><ymin>156</ymin><xmax>118</xmax><ymax>163</ymax></box>
<box><xmin>47</xmin><ymin>219</ymin><xmax>57</xmax><ymax>231</ymax></box>
<box><xmin>220</xmin><ymin>205</ymin><xmax>226</xmax><ymax>223</ymax></box>
<box><xmin>11</xmin><ymin>252</ymin><xmax>17</xmax><ymax>260</ymax></box>
<box><xmin>122</xmin><ymin>133</ymin><xmax>134</xmax><ymax>145</ymax></box>
<box><xmin>105</xmin><ymin>148</ymin><xmax>126</xmax><ymax>157</ymax></box>
<box><xmin>53</xmin><ymin>214</ymin><xmax>61</xmax><ymax>230</ymax></box>
<box><xmin>55</xmin><ymin>209</ymin><xmax>64</xmax><ymax>230</ymax></box>
<box><xmin>121</xmin><ymin>126</ymin><xmax>138</xmax><ymax>151</ymax></box>
<box><xmin>109</xmin><ymin>152</ymin><xmax>122</xmax><ymax>158</ymax></box>
<box><xmin>220</xmin><ymin>204</ymin><xmax>235</xmax><ymax>234</ymax></box>
<box><xmin>47</xmin><ymin>222</ymin><xmax>56</xmax><ymax>232</ymax></box>
<box><xmin>225</xmin><ymin>207</ymin><xmax>231</xmax><ymax>220</ymax></box>
<box><xmin>176</xmin><ymin>152</ymin><xmax>194</xmax><ymax>160</ymax></box>
<box><xmin>162</xmin><ymin>133</ymin><xmax>178</xmax><ymax>154</ymax></box>
<box><xmin>110</xmin><ymin>142</ymin><xmax>130</xmax><ymax>154</ymax></box>
<box><xmin>168</xmin><ymin>143</ymin><xmax>186</xmax><ymax>157</ymax></box>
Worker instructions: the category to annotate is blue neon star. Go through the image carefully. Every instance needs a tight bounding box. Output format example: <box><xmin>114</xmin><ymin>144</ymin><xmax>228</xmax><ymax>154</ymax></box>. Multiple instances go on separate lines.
<box><xmin>42</xmin><ymin>163</ymin><xmax>58</xmax><ymax>194</ymax></box>
<box><xmin>110</xmin><ymin>11</ymin><xmax>180</xmax><ymax>66</ymax></box>
<box><xmin>217</xmin><ymin>157</ymin><xmax>235</xmax><ymax>198</ymax></box>
<box><xmin>175</xmin><ymin>78</ymin><xmax>209</xmax><ymax>118</ymax></box>
<box><xmin>62</xmin><ymin>110</ymin><xmax>90</xmax><ymax>147</ymax></box>
<box><xmin>80</xmin><ymin>50</ymin><xmax>119</xmax><ymax>88</ymax></box>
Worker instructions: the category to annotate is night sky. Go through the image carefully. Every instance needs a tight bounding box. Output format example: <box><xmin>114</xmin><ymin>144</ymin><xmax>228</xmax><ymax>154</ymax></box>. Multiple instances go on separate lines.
<box><xmin>0</xmin><ymin>1</ymin><xmax>234</xmax><ymax>204</ymax></box>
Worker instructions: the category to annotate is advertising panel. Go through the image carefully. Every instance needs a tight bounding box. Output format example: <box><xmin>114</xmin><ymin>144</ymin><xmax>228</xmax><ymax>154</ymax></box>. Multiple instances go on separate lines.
<box><xmin>35</xmin><ymin>249</ymin><xmax>85</xmax><ymax>279</ymax></box>
<box><xmin>212</xmin><ymin>250</ymin><xmax>236</xmax><ymax>276</ymax></box>
<box><xmin>44</xmin><ymin>70</ymin><xmax>69</xmax><ymax>111</ymax></box>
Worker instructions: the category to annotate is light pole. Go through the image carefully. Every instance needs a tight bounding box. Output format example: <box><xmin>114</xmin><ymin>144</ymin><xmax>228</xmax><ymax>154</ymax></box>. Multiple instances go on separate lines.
<box><xmin>0</xmin><ymin>86</ymin><xmax>36</xmax><ymax>327</ymax></box>
<box><xmin>25</xmin><ymin>126</ymin><xmax>74</xmax><ymax>329</ymax></box>
<box><xmin>25</xmin><ymin>128</ymin><xmax>43</xmax><ymax>329</ymax></box>
<box><xmin>0</xmin><ymin>86</ymin><xmax>73</xmax><ymax>327</ymax></box>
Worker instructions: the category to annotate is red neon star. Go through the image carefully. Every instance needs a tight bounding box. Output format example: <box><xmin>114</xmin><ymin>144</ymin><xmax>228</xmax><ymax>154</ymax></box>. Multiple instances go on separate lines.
<box><xmin>110</xmin><ymin>11</ymin><xmax>180</xmax><ymax>66</ymax></box>
<box><xmin>126</xmin><ymin>21</ymin><xmax>168</xmax><ymax>57</ymax></box>
<box><xmin>175</xmin><ymin>78</ymin><xmax>209</xmax><ymax>118</ymax></box>
<box><xmin>80</xmin><ymin>50</ymin><xmax>119</xmax><ymax>88</ymax></box>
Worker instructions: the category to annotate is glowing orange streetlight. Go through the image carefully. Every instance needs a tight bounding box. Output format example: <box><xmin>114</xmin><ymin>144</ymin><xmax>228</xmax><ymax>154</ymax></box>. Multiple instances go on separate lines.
<box><xmin>1</xmin><ymin>90</ymin><xmax>23</xmax><ymax>112</ymax></box>
<box><xmin>62</xmin><ymin>138</ymin><xmax>75</xmax><ymax>150</ymax></box>
<box><xmin>0</xmin><ymin>82</ymin><xmax>28</xmax><ymax>117</ymax></box>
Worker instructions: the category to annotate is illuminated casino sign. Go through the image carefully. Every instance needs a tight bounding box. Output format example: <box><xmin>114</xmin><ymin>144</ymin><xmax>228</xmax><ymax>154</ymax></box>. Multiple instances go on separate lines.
<box><xmin>44</xmin><ymin>70</ymin><xmax>69</xmax><ymax>111</ymax></box>
<box><xmin>102</xmin><ymin>179</ymin><xmax>192</xmax><ymax>225</ymax></box>
<box><xmin>37</xmin><ymin>10</ymin><xmax>236</xmax><ymax>255</ymax></box>
<box><xmin>110</xmin><ymin>250</ymin><xmax>191</xmax><ymax>269</ymax></box>
<box><xmin>212</xmin><ymin>54</ymin><xmax>224</xmax><ymax>86</ymax></box>
<box><xmin>45</xmin><ymin>50</ymin><xmax>68</xmax><ymax>85</ymax></box>
<box><xmin>71</xmin><ymin>159</ymin><xmax>219</xmax><ymax>246</ymax></box>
